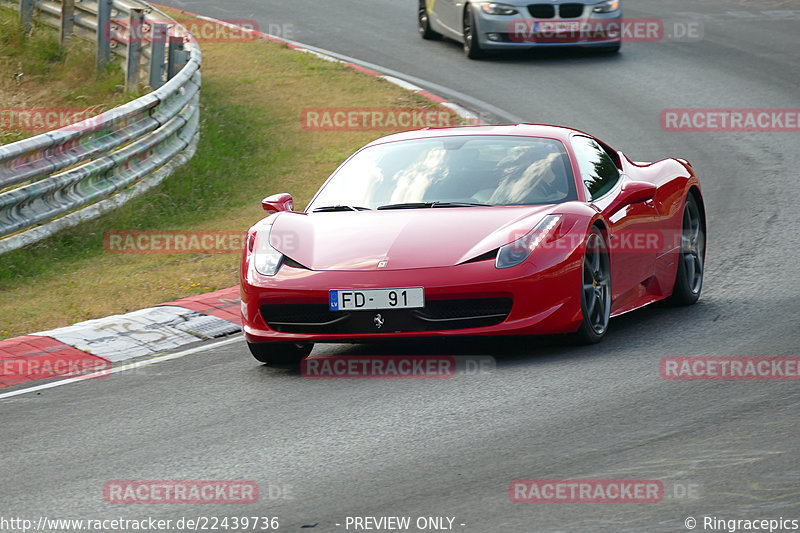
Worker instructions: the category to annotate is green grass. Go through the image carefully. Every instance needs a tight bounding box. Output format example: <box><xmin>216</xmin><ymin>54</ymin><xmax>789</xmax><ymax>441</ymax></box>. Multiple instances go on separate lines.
<box><xmin>0</xmin><ymin>5</ymin><xmax>135</xmax><ymax>145</ymax></box>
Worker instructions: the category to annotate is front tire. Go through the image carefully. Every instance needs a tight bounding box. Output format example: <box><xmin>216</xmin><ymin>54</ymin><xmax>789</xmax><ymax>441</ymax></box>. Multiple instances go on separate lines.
<box><xmin>462</xmin><ymin>5</ymin><xmax>485</xmax><ymax>59</ymax></box>
<box><xmin>418</xmin><ymin>0</ymin><xmax>441</xmax><ymax>40</ymax></box>
<box><xmin>668</xmin><ymin>193</ymin><xmax>705</xmax><ymax>305</ymax></box>
<box><xmin>248</xmin><ymin>342</ymin><xmax>313</xmax><ymax>366</ymax></box>
<box><xmin>574</xmin><ymin>228</ymin><xmax>612</xmax><ymax>344</ymax></box>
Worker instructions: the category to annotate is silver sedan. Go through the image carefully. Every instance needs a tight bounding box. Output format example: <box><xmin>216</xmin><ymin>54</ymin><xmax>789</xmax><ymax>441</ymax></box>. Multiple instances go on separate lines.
<box><xmin>418</xmin><ymin>0</ymin><xmax>623</xmax><ymax>58</ymax></box>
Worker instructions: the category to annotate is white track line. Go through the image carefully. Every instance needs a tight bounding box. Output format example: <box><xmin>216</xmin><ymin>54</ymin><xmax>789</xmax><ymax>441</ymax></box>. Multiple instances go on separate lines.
<box><xmin>0</xmin><ymin>335</ymin><xmax>242</xmax><ymax>400</ymax></box>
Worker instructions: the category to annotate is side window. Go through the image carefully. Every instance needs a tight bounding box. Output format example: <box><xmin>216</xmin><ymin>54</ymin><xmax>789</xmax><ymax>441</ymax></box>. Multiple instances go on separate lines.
<box><xmin>571</xmin><ymin>136</ymin><xmax>620</xmax><ymax>200</ymax></box>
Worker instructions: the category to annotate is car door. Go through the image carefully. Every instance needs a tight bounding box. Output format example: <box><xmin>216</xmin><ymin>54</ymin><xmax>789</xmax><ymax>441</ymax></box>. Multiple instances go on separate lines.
<box><xmin>571</xmin><ymin>135</ymin><xmax>658</xmax><ymax>307</ymax></box>
<box><xmin>434</xmin><ymin>0</ymin><xmax>463</xmax><ymax>36</ymax></box>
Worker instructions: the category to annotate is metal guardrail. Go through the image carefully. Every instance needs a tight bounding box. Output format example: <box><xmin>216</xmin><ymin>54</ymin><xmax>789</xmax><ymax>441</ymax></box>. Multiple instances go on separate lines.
<box><xmin>0</xmin><ymin>0</ymin><xmax>201</xmax><ymax>253</ymax></box>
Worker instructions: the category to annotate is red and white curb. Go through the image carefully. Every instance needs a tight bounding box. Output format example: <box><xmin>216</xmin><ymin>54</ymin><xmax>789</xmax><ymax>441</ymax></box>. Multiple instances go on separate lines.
<box><xmin>0</xmin><ymin>287</ymin><xmax>241</xmax><ymax>390</ymax></box>
<box><xmin>0</xmin><ymin>336</ymin><xmax>109</xmax><ymax>389</ymax></box>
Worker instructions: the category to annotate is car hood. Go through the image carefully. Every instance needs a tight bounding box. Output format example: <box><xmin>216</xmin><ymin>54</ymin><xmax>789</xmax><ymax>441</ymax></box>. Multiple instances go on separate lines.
<box><xmin>269</xmin><ymin>206</ymin><xmax>557</xmax><ymax>271</ymax></box>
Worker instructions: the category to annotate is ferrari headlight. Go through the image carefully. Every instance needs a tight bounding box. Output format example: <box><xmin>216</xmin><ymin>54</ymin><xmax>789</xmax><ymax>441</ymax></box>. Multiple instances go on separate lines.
<box><xmin>593</xmin><ymin>0</ymin><xmax>619</xmax><ymax>13</ymax></box>
<box><xmin>480</xmin><ymin>2</ymin><xmax>519</xmax><ymax>15</ymax></box>
<box><xmin>252</xmin><ymin>227</ymin><xmax>283</xmax><ymax>276</ymax></box>
<box><xmin>496</xmin><ymin>215</ymin><xmax>562</xmax><ymax>269</ymax></box>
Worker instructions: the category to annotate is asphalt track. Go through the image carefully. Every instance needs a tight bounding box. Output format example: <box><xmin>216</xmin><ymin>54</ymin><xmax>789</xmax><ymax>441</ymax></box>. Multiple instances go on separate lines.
<box><xmin>2</xmin><ymin>1</ymin><xmax>799</xmax><ymax>531</ymax></box>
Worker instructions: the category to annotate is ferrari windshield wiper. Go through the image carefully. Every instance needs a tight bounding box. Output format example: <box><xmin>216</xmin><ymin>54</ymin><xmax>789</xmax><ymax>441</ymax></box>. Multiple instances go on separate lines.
<box><xmin>312</xmin><ymin>205</ymin><xmax>371</xmax><ymax>212</ymax></box>
<box><xmin>431</xmin><ymin>201</ymin><xmax>491</xmax><ymax>208</ymax></box>
<box><xmin>377</xmin><ymin>201</ymin><xmax>491</xmax><ymax>210</ymax></box>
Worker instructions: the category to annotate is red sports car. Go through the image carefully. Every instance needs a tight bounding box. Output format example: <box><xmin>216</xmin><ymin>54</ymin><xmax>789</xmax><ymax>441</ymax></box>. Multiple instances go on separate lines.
<box><xmin>240</xmin><ymin>124</ymin><xmax>705</xmax><ymax>364</ymax></box>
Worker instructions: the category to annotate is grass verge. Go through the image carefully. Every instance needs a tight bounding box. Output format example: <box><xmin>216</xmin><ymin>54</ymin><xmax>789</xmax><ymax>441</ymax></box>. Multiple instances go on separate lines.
<box><xmin>0</xmin><ymin>7</ymin><xmax>464</xmax><ymax>339</ymax></box>
<box><xmin>0</xmin><ymin>6</ymin><xmax>132</xmax><ymax>145</ymax></box>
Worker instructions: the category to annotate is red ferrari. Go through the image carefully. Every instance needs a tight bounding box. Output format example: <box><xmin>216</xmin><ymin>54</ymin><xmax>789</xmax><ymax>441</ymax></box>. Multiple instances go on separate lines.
<box><xmin>240</xmin><ymin>124</ymin><xmax>705</xmax><ymax>364</ymax></box>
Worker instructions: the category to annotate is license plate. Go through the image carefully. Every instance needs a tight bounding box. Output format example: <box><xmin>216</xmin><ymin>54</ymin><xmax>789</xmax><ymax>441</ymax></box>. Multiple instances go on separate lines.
<box><xmin>329</xmin><ymin>288</ymin><xmax>425</xmax><ymax>311</ymax></box>
<box><xmin>535</xmin><ymin>21</ymin><xmax>581</xmax><ymax>33</ymax></box>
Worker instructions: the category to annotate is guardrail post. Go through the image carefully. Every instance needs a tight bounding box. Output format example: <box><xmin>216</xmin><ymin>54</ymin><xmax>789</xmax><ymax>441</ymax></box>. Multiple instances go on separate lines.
<box><xmin>125</xmin><ymin>8</ymin><xmax>144</xmax><ymax>91</ymax></box>
<box><xmin>96</xmin><ymin>0</ymin><xmax>113</xmax><ymax>70</ymax></box>
<box><xmin>60</xmin><ymin>0</ymin><xmax>75</xmax><ymax>45</ymax></box>
<box><xmin>149</xmin><ymin>24</ymin><xmax>168</xmax><ymax>89</ymax></box>
<box><xmin>19</xmin><ymin>0</ymin><xmax>33</xmax><ymax>33</ymax></box>
<box><xmin>167</xmin><ymin>36</ymin><xmax>187</xmax><ymax>80</ymax></box>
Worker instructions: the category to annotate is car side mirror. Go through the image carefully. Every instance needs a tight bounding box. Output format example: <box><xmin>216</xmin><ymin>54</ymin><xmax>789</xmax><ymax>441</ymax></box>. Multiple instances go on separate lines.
<box><xmin>262</xmin><ymin>193</ymin><xmax>294</xmax><ymax>213</ymax></box>
<box><xmin>607</xmin><ymin>181</ymin><xmax>656</xmax><ymax>216</ymax></box>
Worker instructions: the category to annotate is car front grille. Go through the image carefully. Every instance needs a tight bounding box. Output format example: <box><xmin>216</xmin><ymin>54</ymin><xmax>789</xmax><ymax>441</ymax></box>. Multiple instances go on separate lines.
<box><xmin>528</xmin><ymin>3</ymin><xmax>584</xmax><ymax>19</ymax></box>
<box><xmin>261</xmin><ymin>298</ymin><xmax>513</xmax><ymax>335</ymax></box>
<box><xmin>528</xmin><ymin>4</ymin><xmax>556</xmax><ymax>18</ymax></box>
<box><xmin>559</xmin><ymin>3</ymin><xmax>585</xmax><ymax>18</ymax></box>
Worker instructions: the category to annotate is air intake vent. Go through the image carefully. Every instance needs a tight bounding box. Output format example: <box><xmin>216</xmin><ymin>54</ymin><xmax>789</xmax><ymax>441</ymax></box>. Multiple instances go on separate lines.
<box><xmin>261</xmin><ymin>298</ymin><xmax>513</xmax><ymax>334</ymax></box>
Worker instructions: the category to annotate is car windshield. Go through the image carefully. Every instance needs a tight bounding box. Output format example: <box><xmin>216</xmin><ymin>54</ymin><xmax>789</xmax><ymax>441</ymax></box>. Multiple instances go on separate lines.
<box><xmin>308</xmin><ymin>135</ymin><xmax>577</xmax><ymax>211</ymax></box>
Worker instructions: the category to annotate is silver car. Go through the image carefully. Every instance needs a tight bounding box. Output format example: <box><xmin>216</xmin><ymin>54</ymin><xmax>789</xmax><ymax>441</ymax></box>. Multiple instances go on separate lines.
<box><xmin>418</xmin><ymin>0</ymin><xmax>622</xmax><ymax>58</ymax></box>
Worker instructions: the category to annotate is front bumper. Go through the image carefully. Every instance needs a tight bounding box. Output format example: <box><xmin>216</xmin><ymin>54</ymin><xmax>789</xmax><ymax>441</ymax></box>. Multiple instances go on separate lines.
<box><xmin>241</xmin><ymin>255</ymin><xmax>584</xmax><ymax>344</ymax></box>
<box><xmin>474</xmin><ymin>8</ymin><xmax>622</xmax><ymax>50</ymax></box>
